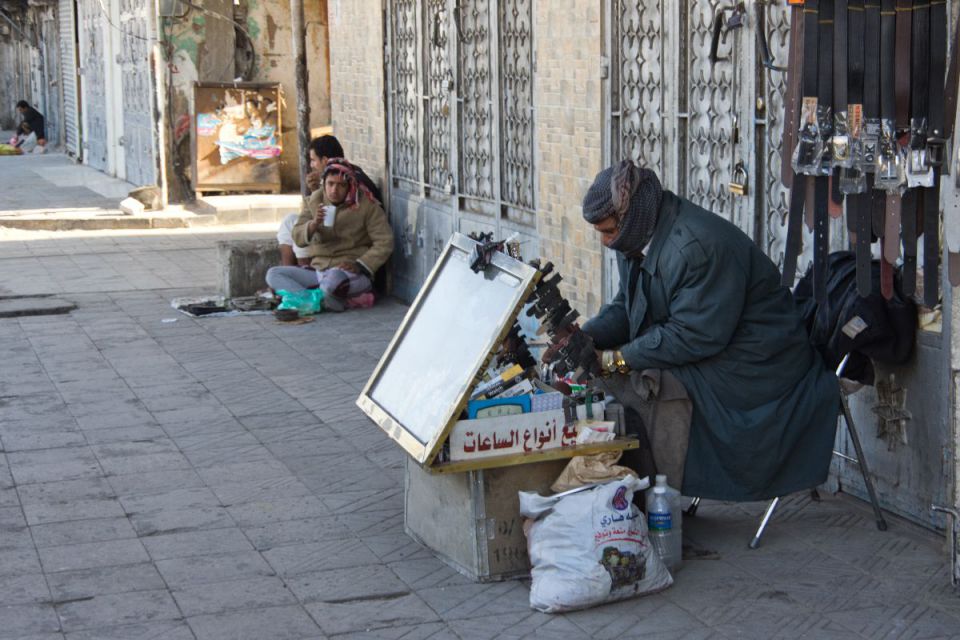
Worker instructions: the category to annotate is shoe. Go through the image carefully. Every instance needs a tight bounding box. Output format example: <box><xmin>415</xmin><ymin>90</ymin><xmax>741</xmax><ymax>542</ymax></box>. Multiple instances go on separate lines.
<box><xmin>345</xmin><ymin>292</ymin><xmax>376</xmax><ymax>309</ymax></box>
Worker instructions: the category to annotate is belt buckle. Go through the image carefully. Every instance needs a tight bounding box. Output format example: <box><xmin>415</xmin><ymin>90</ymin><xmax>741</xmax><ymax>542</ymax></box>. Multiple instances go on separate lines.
<box><xmin>875</xmin><ymin>133</ymin><xmax>904</xmax><ymax>191</ymax></box>
<box><xmin>839</xmin><ymin>166</ymin><xmax>867</xmax><ymax>195</ymax></box>
<box><xmin>832</xmin><ymin>135</ymin><xmax>852</xmax><ymax>166</ymax></box>
<box><xmin>861</xmin><ymin>119</ymin><xmax>881</xmax><ymax>172</ymax></box>
<box><xmin>927</xmin><ymin>136</ymin><xmax>946</xmax><ymax>168</ymax></box>
<box><xmin>907</xmin><ymin>148</ymin><xmax>935</xmax><ymax>188</ymax></box>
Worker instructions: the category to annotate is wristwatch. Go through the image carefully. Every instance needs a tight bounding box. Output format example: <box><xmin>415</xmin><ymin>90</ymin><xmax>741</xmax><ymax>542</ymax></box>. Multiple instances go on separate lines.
<box><xmin>601</xmin><ymin>350</ymin><xmax>630</xmax><ymax>376</ymax></box>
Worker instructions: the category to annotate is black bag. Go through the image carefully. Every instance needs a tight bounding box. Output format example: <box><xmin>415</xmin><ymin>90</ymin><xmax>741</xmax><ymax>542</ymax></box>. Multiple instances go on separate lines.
<box><xmin>793</xmin><ymin>252</ymin><xmax>917</xmax><ymax>384</ymax></box>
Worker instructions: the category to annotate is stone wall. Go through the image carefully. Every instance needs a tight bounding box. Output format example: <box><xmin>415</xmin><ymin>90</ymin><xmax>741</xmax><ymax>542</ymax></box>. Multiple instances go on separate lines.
<box><xmin>326</xmin><ymin>0</ymin><xmax>387</xmax><ymax>196</ymax></box>
<box><xmin>534</xmin><ymin>1</ymin><xmax>605</xmax><ymax>317</ymax></box>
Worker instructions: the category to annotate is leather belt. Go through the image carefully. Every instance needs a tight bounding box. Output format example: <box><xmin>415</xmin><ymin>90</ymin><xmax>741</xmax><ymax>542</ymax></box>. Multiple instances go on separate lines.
<box><xmin>781</xmin><ymin>2</ymin><xmax>806</xmax><ymax>190</ymax></box>
<box><xmin>863</xmin><ymin>0</ymin><xmax>881</xmax><ymax>178</ymax></box>
<box><xmin>831</xmin><ymin>0</ymin><xmax>848</xmax><ymax>215</ymax></box>
<box><xmin>878</xmin><ymin>0</ymin><xmax>898</xmax><ymax>297</ymax></box>
<box><xmin>901</xmin><ymin>189</ymin><xmax>918</xmax><ymax>296</ymax></box>
<box><xmin>782</xmin><ymin>0</ymin><xmax>820</xmax><ymax>288</ymax></box>
<box><xmin>813</xmin><ymin>0</ymin><xmax>834</xmax><ymax>302</ymax></box>
<box><xmin>883</xmin><ymin>193</ymin><xmax>901</xmax><ymax>298</ymax></box>
<box><xmin>895</xmin><ymin>0</ymin><xmax>912</xmax><ymax>137</ymax></box>
<box><xmin>782</xmin><ymin>177</ymin><xmax>807</xmax><ymax>288</ymax></box>
<box><xmin>922</xmin><ymin>0</ymin><xmax>946</xmax><ymax>308</ymax></box>
<box><xmin>855</xmin><ymin>189</ymin><xmax>874</xmax><ymax>296</ymax></box>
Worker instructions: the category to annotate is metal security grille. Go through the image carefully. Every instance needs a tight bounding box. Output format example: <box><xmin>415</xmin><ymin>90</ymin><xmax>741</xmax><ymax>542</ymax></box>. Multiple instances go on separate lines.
<box><xmin>118</xmin><ymin>0</ymin><xmax>156</xmax><ymax>186</ymax></box>
<box><xmin>387</xmin><ymin>0</ymin><xmax>536</xmax><ymax>217</ymax></box>
<box><xmin>604</xmin><ymin>0</ymin><xmax>823</xmax><ymax>301</ymax></box>
<box><xmin>58</xmin><ymin>0</ymin><xmax>80</xmax><ymax>157</ymax></box>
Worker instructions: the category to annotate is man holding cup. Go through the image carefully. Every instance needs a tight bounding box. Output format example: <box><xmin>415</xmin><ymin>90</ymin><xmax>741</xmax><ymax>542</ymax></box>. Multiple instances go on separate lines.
<box><xmin>265</xmin><ymin>159</ymin><xmax>393</xmax><ymax>311</ymax></box>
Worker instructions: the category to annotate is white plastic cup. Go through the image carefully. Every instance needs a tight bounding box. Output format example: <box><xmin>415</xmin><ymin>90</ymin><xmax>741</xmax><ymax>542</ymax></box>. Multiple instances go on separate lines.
<box><xmin>323</xmin><ymin>204</ymin><xmax>337</xmax><ymax>227</ymax></box>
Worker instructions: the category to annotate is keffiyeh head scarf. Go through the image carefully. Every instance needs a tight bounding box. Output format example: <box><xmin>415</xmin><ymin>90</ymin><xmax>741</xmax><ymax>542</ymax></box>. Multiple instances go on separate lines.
<box><xmin>321</xmin><ymin>158</ymin><xmax>375</xmax><ymax>209</ymax></box>
<box><xmin>582</xmin><ymin>160</ymin><xmax>663</xmax><ymax>255</ymax></box>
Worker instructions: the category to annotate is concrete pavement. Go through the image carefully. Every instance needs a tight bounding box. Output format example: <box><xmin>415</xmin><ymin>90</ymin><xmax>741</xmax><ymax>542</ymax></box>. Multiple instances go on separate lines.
<box><xmin>0</xmin><ymin>227</ymin><xmax>958</xmax><ymax>636</ymax></box>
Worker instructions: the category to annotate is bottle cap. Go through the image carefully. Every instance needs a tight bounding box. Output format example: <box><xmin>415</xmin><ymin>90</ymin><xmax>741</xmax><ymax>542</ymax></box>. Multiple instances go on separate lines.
<box><xmin>655</xmin><ymin>474</ymin><xmax>667</xmax><ymax>487</ymax></box>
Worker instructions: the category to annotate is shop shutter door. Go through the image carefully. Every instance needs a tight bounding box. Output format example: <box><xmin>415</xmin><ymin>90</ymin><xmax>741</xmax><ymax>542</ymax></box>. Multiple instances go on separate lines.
<box><xmin>58</xmin><ymin>0</ymin><xmax>79</xmax><ymax>157</ymax></box>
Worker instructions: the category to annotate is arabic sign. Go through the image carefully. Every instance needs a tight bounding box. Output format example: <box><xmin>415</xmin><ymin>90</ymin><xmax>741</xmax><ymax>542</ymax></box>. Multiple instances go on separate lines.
<box><xmin>448</xmin><ymin>410</ymin><xmax>579</xmax><ymax>461</ymax></box>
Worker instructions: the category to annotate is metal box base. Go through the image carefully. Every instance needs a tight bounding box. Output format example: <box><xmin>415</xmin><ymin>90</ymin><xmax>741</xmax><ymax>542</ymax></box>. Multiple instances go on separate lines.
<box><xmin>404</xmin><ymin>457</ymin><xmax>568</xmax><ymax>582</ymax></box>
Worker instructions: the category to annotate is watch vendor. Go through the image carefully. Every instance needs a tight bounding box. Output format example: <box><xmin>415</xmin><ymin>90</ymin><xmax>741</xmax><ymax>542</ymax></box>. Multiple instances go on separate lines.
<box><xmin>579</xmin><ymin>160</ymin><xmax>840</xmax><ymax>502</ymax></box>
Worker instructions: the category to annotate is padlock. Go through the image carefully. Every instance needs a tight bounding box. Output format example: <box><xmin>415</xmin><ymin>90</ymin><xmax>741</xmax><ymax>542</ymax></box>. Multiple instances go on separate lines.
<box><xmin>728</xmin><ymin>163</ymin><xmax>748</xmax><ymax>196</ymax></box>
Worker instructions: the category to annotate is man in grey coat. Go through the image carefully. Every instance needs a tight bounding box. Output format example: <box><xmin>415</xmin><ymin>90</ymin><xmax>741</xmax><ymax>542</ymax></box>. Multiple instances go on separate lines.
<box><xmin>580</xmin><ymin>161</ymin><xmax>839</xmax><ymax>501</ymax></box>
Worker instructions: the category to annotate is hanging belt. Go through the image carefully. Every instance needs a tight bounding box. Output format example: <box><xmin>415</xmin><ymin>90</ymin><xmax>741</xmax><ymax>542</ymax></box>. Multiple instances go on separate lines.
<box><xmin>845</xmin><ymin>0</ymin><xmax>871</xmax><ymax>294</ymax></box>
<box><xmin>863</xmin><ymin>0</ymin><xmax>881</xmax><ymax>179</ymax></box>
<box><xmin>902</xmin><ymin>188</ymin><xmax>919</xmax><ymax>296</ymax></box>
<box><xmin>895</xmin><ymin>0</ymin><xmax>912</xmax><ymax>137</ymax></box>
<box><xmin>782</xmin><ymin>2</ymin><xmax>806</xmax><ymax>190</ymax></box>
<box><xmin>782</xmin><ymin>0</ymin><xmax>820</xmax><ymax>288</ymax></box>
<box><xmin>878</xmin><ymin>0</ymin><xmax>897</xmax><ymax>299</ymax></box>
<box><xmin>922</xmin><ymin>0</ymin><xmax>946</xmax><ymax>308</ymax></box>
<box><xmin>830</xmin><ymin>0</ymin><xmax>849</xmax><ymax>215</ymax></box>
<box><xmin>909</xmin><ymin>0</ymin><xmax>930</xmax><ymax>300</ymax></box>
<box><xmin>813</xmin><ymin>0</ymin><xmax>834</xmax><ymax>302</ymax></box>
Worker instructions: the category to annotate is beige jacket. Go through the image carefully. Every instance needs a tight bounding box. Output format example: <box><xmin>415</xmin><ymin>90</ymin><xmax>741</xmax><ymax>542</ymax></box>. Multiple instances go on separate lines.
<box><xmin>292</xmin><ymin>190</ymin><xmax>394</xmax><ymax>274</ymax></box>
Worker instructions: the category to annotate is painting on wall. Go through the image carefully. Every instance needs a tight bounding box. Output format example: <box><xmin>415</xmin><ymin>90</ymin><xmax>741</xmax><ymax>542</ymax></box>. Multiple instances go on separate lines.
<box><xmin>194</xmin><ymin>82</ymin><xmax>282</xmax><ymax>193</ymax></box>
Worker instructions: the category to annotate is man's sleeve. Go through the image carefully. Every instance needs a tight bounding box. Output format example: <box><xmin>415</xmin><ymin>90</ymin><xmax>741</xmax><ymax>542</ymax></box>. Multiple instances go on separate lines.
<box><xmin>355</xmin><ymin>203</ymin><xmax>394</xmax><ymax>276</ymax></box>
<box><xmin>620</xmin><ymin>241</ymin><xmax>746</xmax><ymax>370</ymax></box>
<box><xmin>581</xmin><ymin>291</ymin><xmax>631</xmax><ymax>350</ymax></box>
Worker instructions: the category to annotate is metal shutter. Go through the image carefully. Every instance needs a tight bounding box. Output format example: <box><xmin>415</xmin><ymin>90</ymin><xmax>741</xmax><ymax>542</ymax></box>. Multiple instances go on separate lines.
<box><xmin>58</xmin><ymin>0</ymin><xmax>79</xmax><ymax>157</ymax></box>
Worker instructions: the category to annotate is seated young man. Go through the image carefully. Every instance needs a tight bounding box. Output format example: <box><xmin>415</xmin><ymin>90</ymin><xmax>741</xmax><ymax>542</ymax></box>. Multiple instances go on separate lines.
<box><xmin>265</xmin><ymin>159</ymin><xmax>393</xmax><ymax>311</ymax></box>
<box><xmin>276</xmin><ymin>135</ymin><xmax>384</xmax><ymax>267</ymax></box>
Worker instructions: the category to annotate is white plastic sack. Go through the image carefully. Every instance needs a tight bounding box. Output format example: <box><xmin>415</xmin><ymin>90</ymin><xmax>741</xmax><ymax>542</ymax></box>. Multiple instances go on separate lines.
<box><xmin>519</xmin><ymin>476</ymin><xmax>672</xmax><ymax>613</ymax></box>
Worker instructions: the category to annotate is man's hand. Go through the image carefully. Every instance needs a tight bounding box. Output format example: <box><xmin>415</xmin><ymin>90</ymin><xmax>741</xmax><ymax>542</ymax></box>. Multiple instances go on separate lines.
<box><xmin>309</xmin><ymin>207</ymin><xmax>327</xmax><ymax>235</ymax></box>
<box><xmin>336</xmin><ymin>260</ymin><xmax>360</xmax><ymax>274</ymax></box>
<box><xmin>306</xmin><ymin>170</ymin><xmax>322</xmax><ymax>193</ymax></box>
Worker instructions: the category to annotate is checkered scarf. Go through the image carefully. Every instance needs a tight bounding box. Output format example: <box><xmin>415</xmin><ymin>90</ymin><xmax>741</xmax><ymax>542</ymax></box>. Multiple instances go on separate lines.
<box><xmin>582</xmin><ymin>160</ymin><xmax>663</xmax><ymax>255</ymax></box>
<box><xmin>321</xmin><ymin>158</ymin><xmax>376</xmax><ymax>209</ymax></box>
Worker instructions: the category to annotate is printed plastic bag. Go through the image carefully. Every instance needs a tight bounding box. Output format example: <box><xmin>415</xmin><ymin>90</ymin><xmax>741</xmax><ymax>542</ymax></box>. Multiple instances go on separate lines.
<box><xmin>276</xmin><ymin>289</ymin><xmax>325</xmax><ymax>316</ymax></box>
<box><xmin>519</xmin><ymin>476</ymin><xmax>672</xmax><ymax>613</ymax></box>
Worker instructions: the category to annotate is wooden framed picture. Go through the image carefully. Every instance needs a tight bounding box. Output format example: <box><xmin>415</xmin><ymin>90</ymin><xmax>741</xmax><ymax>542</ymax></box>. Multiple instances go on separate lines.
<box><xmin>193</xmin><ymin>82</ymin><xmax>282</xmax><ymax>193</ymax></box>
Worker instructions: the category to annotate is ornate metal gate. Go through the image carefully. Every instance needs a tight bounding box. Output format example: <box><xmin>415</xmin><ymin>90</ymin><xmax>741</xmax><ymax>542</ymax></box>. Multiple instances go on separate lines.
<box><xmin>604</xmin><ymin>0</ymin><xmax>817</xmax><ymax>299</ymax></box>
<box><xmin>118</xmin><ymin>0</ymin><xmax>156</xmax><ymax>186</ymax></box>
<box><xmin>77</xmin><ymin>0</ymin><xmax>108</xmax><ymax>171</ymax></box>
<box><xmin>386</xmin><ymin>0</ymin><xmax>536</xmax><ymax>301</ymax></box>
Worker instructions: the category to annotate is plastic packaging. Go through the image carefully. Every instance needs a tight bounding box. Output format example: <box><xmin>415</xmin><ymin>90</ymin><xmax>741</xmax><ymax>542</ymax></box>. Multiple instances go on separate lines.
<box><xmin>275</xmin><ymin>289</ymin><xmax>325</xmax><ymax>316</ymax></box>
<box><xmin>646</xmin><ymin>475</ymin><xmax>682</xmax><ymax>573</ymax></box>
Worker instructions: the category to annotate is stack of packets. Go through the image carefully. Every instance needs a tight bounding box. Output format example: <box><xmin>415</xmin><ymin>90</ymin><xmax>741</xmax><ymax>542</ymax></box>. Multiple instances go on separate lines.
<box><xmin>446</xmin><ymin>359</ymin><xmax>616</xmax><ymax>462</ymax></box>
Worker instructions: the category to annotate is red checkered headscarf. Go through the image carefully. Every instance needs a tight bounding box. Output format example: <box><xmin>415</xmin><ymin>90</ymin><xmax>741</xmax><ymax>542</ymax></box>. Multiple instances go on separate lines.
<box><xmin>321</xmin><ymin>158</ymin><xmax>376</xmax><ymax>209</ymax></box>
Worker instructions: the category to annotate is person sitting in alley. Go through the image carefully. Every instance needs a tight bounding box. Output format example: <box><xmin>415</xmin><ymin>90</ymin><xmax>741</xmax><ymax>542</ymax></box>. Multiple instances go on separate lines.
<box><xmin>15</xmin><ymin>101</ymin><xmax>46</xmax><ymax>151</ymax></box>
<box><xmin>577</xmin><ymin>160</ymin><xmax>840</xmax><ymax>502</ymax></box>
<box><xmin>265</xmin><ymin>158</ymin><xmax>393</xmax><ymax>311</ymax></box>
<box><xmin>276</xmin><ymin>135</ymin><xmax>382</xmax><ymax>266</ymax></box>
<box><xmin>12</xmin><ymin>122</ymin><xmax>38</xmax><ymax>154</ymax></box>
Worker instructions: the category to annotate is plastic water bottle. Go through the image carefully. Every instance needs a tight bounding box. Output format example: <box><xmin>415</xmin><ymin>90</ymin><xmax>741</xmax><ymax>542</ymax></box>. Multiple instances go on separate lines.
<box><xmin>646</xmin><ymin>475</ymin><xmax>682</xmax><ymax>572</ymax></box>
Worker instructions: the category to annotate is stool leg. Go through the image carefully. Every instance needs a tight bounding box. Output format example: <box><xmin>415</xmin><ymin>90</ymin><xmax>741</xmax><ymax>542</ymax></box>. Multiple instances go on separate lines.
<box><xmin>749</xmin><ymin>497</ymin><xmax>780</xmax><ymax>549</ymax></box>
<box><xmin>840</xmin><ymin>393</ymin><xmax>888</xmax><ymax>531</ymax></box>
<box><xmin>686</xmin><ymin>496</ymin><xmax>701</xmax><ymax>517</ymax></box>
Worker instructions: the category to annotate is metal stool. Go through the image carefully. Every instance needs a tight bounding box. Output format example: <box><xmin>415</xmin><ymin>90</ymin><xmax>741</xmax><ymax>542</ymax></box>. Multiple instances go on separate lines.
<box><xmin>686</xmin><ymin>353</ymin><xmax>889</xmax><ymax>548</ymax></box>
